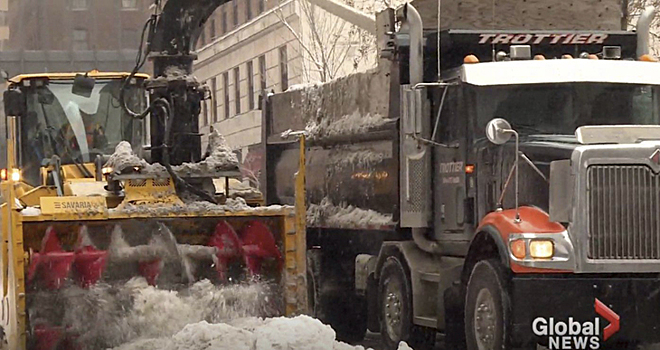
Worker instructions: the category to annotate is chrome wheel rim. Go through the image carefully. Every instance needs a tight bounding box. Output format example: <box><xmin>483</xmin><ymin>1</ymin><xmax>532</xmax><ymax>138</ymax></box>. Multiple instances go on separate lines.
<box><xmin>474</xmin><ymin>288</ymin><xmax>497</xmax><ymax>350</ymax></box>
<box><xmin>384</xmin><ymin>281</ymin><xmax>403</xmax><ymax>339</ymax></box>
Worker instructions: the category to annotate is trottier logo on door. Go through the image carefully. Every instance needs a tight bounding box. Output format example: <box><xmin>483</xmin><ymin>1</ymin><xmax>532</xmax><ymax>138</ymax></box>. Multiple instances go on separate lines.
<box><xmin>532</xmin><ymin>299</ymin><xmax>620</xmax><ymax>349</ymax></box>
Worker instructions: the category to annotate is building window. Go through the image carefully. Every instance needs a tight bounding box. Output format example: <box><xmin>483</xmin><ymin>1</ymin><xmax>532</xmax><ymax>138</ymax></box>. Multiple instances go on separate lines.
<box><xmin>221</xmin><ymin>11</ymin><xmax>227</xmax><ymax>34</ymax></box>
<box><xmin>234</xmin><ymin>67</ymin><xmax>241</xmax><ymax>115</ymax></box>
<box><xmin>247</xmin><ymin>61</ymin><xmax>255</xmax><ymax>110</ymax></box>
<box><xmin>121</xmin><ymin>0</ymin><xmax>138</xmax><ymax>9</ymax></box>
<box><xmin>259</xmin><ymin>55</ymin><xmax>266</xmax><ymax>92</ymax></box>
<box><xmin>247</xmin><ymin>0</ymin><xmax>252</xmax><ymax>20</ymax></box>
<box><xmin>223</xmin><ymin>72</ymin><xmax>229</xmax><ymax>119</ymax></box>
<box><xmin>202</xmin><ymin>81</ymin><xmax>209</xmax><ymax>126</ymax></box>
<box><xmin>232</xmin><ymin>0</ymin><xmax>238</xmax><ymax>28</ymax></box>
<box><xmin>73</xmin><ymin>29</ymin><xmax>88</xmax><ymax>51</ymax></box>
<box><xmin>211</xmin><ymin>77</ymin><xmax>218</xmax><ymax>123</ymax></box>
<box><xmin>200</xmin><ymin>28</ymin><xmax>206</xmax><ymax>46</ymax></box>
<box><xmin>210</xmin><ymin>19</ymin><xmax>217</xmax><ymax>40</ymax></box>
<box><xmin>258</xmin><ymin>0</ymin><xmax>264</xmax><ymax>14</ymax></box>
<box><xmin>279</xmin><ymin>46</ymin><xmax>288</xmax><ymax>91</ymax></box>
<box><xmin>71</xmin><ymin>0</ymin><xmax>88</xmax><ymax>10</ymax></box>
<box><xmin>121</xmin><ymin>29</ymin><xmax>138</xmax><ymax>49</ymax></box>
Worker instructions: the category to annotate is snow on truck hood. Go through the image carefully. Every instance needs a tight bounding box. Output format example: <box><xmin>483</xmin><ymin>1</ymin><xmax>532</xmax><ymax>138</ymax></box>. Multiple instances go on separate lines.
<box><xmin>461</xmin><ymin>59</ymin><xmax>660</xmax><ymax>86</ymax></box>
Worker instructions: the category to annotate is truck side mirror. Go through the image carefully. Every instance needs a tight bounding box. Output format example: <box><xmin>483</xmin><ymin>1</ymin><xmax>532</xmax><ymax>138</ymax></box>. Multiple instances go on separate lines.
<box><xmin>72</xmin><ymin>74</ymin><xmax>95</xmax><ymax>98</ymax></box>
<box><xmin>4</xmin><ymin>89</ymin><xmax>26</xmax><ymax>117</ymax></box>
<box><xmin>485</xmin><ymin>118</ymin><xmax>513</xmax><ymax>145</ymax></box>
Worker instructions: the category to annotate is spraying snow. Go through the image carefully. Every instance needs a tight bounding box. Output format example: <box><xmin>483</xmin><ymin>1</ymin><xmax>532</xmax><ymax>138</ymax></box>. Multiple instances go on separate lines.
<box><xmin>37</xmin><ymin>277</ymin><xmax>277</xmax><ymax>350</ymax></box>
<box><xmin>306</xmin><ymin>111</ymin><xmax>394</xmax><ymax>141</ymax></box>
<box><xmin>307</xmin><ymin>197</ymin><xmax>393</xmax><ymax>229</ymax></box>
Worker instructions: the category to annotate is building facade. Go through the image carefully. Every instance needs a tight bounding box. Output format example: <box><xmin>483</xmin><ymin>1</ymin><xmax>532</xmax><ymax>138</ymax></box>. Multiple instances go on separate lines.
<box><xmin>194</xmin><ymin>0</ymin><xmax>378</xmax><ymax>177</ymax></box>
<box><xmin>1</xmin><ymin>0</ymin><xmax>152</xmax><ymax>74</ymax></box>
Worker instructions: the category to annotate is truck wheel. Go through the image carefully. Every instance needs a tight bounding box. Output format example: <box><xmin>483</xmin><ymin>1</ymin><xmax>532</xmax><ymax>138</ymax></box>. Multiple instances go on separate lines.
<box><xmin>379</xmin><ymin>256</ymin><xmax>435</xmax><ymax>350</ymax></box>
<box><xmin>465</xmin><ymin>259</ymin><xmax>510</xmax><ymax>350</ymax></box>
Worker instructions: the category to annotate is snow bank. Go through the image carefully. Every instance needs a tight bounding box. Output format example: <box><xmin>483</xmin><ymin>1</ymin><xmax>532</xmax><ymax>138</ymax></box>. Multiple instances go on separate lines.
<box><xmin>306</xmin><ymin>111</ymin><xmax>394</xmax><ymax>141</ymax></box>
<box><xmin>307</xmin><ymin>197</ymin><xmax>393</xmax><ymax>229</ymax></box>
<box><xmin>112</xmin><ymin>315</ymin><xmax>372</xmax><ymax>350</ymax></box>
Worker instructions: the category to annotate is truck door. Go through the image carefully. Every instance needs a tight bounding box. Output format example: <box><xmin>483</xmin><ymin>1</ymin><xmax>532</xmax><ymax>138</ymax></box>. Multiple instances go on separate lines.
<box><xmin>433</xmin><ymin>85</ymin><xmax>468</xmax><ymax>234</ymax></box>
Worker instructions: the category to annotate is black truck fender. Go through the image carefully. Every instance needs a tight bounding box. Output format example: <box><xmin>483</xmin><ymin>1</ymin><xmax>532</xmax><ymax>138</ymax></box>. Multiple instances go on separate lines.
<box><xmin>371</xmin><ymin>241</ymin><xmax>464</xmax><ymax>331</ymax></box>
<box><xmin>461</xmin><ymin>225</ymin><xmax>510</xmax><ymax>285</ymax></box>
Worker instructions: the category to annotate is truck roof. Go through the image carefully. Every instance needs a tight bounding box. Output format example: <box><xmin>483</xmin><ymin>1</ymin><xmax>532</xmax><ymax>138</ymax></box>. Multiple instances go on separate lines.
<box><xmin>9</xmin><ymin>71</ymin><xmax>150</xmax><ymax>84</ymax></box>
<box><xmin>460</xmin><ymin>59</ymin><xmax>660</xmax><ymax>86</ymax></box>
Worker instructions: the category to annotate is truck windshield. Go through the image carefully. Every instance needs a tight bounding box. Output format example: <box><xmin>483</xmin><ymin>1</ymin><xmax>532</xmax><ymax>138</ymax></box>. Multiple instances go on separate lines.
<box><xmin>20</xmin><ymin>79</ymin><xmax>146</xmax><ymax>185</ymax></box>
<box><xmin>474</xmin><ymin>83</ymin><xmax>660</xmax><ymax>136</ymax></box>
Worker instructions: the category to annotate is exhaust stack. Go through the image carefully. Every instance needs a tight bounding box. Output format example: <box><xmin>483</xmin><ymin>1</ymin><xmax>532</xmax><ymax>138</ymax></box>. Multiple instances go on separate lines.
<box><xmin>402</xmin><ymin>3</ymin><xmax>424</xmax><ymax>85</ymax></box>
<box><xmin>637</xmin><ymin>6</ymin><xmax>657</xmax><ymax>58</ymax></box>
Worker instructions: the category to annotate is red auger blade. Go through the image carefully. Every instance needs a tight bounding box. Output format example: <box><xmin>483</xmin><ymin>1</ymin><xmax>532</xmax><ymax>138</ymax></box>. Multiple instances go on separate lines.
<box><xmin>32</xmin><ymin>325</ymin><xmax>62</xmax><ymax>350</ymax></box>
<box><xmin>240</xmin><ymin>220</ymin><xmax>283</xmax><ymax>276</ymax></box>
<box><xmin>138</xmin><ymin>259</ymin><xmax>163</xmax><ymax>286</ymax></box>
<box><xmin>73</xmin><ymin>226</ymin><xmax>108</xmax><ymax>288</ymax></box>
<box><xmin>31</xmin><ymin>227</ymin><xmax>75</xmax><ymax>290</ymax></box>
<box><xmin>208</xmin><ymin>220</ymin><xmax>243</xmax><ymax>281</ymax></box>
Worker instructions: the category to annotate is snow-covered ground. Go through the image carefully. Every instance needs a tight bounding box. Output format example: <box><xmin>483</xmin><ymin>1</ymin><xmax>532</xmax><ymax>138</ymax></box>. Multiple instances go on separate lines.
<box><xmin>44</xmin><ymin>276</ymin><xmax>411</xmax><ymax>350</ymax></box>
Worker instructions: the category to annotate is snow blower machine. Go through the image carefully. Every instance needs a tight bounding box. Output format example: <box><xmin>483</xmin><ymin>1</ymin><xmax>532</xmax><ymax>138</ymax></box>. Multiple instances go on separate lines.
<box><xmin>0</xmin><ymin>2</ymin><xmax>307</xmax><ymax>349</ymax></box>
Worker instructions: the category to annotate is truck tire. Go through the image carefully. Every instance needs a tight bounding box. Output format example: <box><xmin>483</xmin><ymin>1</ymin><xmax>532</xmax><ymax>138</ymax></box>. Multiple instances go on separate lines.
<box><xmin>379</xmin><ymin>256</ymin><xmax>436</xmax><ymax>350</ymax></box>
<box><xmin>464</xmin><ymin>259</ymin><xmax>510</xmax><ymax>350</ymax></box>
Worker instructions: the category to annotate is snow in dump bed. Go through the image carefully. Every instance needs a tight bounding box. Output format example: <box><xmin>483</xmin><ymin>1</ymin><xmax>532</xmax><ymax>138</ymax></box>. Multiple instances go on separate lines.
<box><xmin>307</xmin><ymin>197</ymin><xmax>393</xmax><ymax>229</ymax></box>
<box><xmin>305</xmin><ymin>111</ymin><xmax>394</xmax><ymax>141</ymax></box>
<box><xmin>328</xmin><ymin>148</ymin><xmax>387</xmax><ymax>170</ymax></box>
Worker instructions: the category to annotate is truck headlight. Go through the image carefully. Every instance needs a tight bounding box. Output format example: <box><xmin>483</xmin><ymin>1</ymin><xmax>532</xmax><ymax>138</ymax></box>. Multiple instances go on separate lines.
<box><xmin>507</xmin><ymin>231</ymin><xmax>575</xmax><ymax>271</ymax></box>
<box><xmin>529</xmin><ymin>240</ymin><xmax>554</xmax><ymax>259</ymax></box>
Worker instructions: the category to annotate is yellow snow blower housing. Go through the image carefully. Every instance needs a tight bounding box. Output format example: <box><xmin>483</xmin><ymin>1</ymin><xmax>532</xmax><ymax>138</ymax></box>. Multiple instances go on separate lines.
<box><xmin>0</xmin><ymin>73</ymin><xmax>307</xmax><ymax>350</ymax></box>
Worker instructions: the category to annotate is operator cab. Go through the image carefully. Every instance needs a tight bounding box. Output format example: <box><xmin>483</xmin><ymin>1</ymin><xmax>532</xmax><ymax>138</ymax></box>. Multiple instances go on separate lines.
<box><xmin>5</xmin><ymin>72</ymin><xmax>149</xmax><ymax>187</ymax></box>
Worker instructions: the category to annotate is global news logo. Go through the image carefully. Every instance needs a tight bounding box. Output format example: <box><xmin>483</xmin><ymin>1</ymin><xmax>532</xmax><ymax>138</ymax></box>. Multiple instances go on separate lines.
<box><xmin>532</xmin><ymin>299</ymin><xmax>620</xmax><ymax>349</ymax></box>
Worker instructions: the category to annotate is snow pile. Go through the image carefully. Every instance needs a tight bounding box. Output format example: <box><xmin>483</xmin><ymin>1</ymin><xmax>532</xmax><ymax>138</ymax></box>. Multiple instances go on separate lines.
<box><xmin>110</xmin><ymin>197</ymin><xmax>290</xmax><ymax>216</ymax></box>
<box><xmin>178</xmin><ymin>129</ymin><xmax>240</xmax><ymax>175</ymax></box>
<box><xmin>306</xmin><ymin>111</ymin><xmax>394</xmax><ymax>141</ymax></box>
<box><xmin>286</xmin><ymin>82</ymin><xmax>320</xmax><ymax>92</ymax></box>
<box><xmin>40</xmin><ymin>277</ymin><xmax>277</xmax><ymax>350</ymax></box>
<box><xmin>21</xmin><ymin>206</ymin><xmax>41</xmax><ymax>216</ymax></box>
<box><xmin>112</xmin><ymin>315</ymin><xmax>372</xmax><ymax>350</ymax></box>
<box><xmin>307</xmin><ymin>197</ymin><xmax>393</xmax><ymax>229</ymax></box>
<box><xmin>104</xmin><ymin>141</ymin><xmax>157</xmax><ymax>175</ymax></box>
<box><xmin>398</xmin><ymin>342</ymin><xmax>414</xmax><ymax>350</ymax></box>
<box><xmin>105</xmin><ymin>130</ymin><xmax>239</xmax><ymax>177</ymax></box>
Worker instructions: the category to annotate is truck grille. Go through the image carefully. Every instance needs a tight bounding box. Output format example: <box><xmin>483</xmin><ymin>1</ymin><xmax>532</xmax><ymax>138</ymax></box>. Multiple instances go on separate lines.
<box><xmin>587</xmin><ymin>165</ymin><xmax>660</xmax><ymax>259</ymax></box>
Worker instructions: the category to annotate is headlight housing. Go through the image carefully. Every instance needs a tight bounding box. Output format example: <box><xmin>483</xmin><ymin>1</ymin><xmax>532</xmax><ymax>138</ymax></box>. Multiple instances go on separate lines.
<box><xmin>507</xmin><ymin>231</ymin><xmax>575</xmax><ymax>271</ymax></box>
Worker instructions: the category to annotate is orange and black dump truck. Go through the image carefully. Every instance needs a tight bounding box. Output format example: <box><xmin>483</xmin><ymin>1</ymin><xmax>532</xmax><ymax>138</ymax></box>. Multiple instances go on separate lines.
<box><xmin>265</xmin><ymin>3</ymin><xmax>660</xmax><ymax>349</ymax></box>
